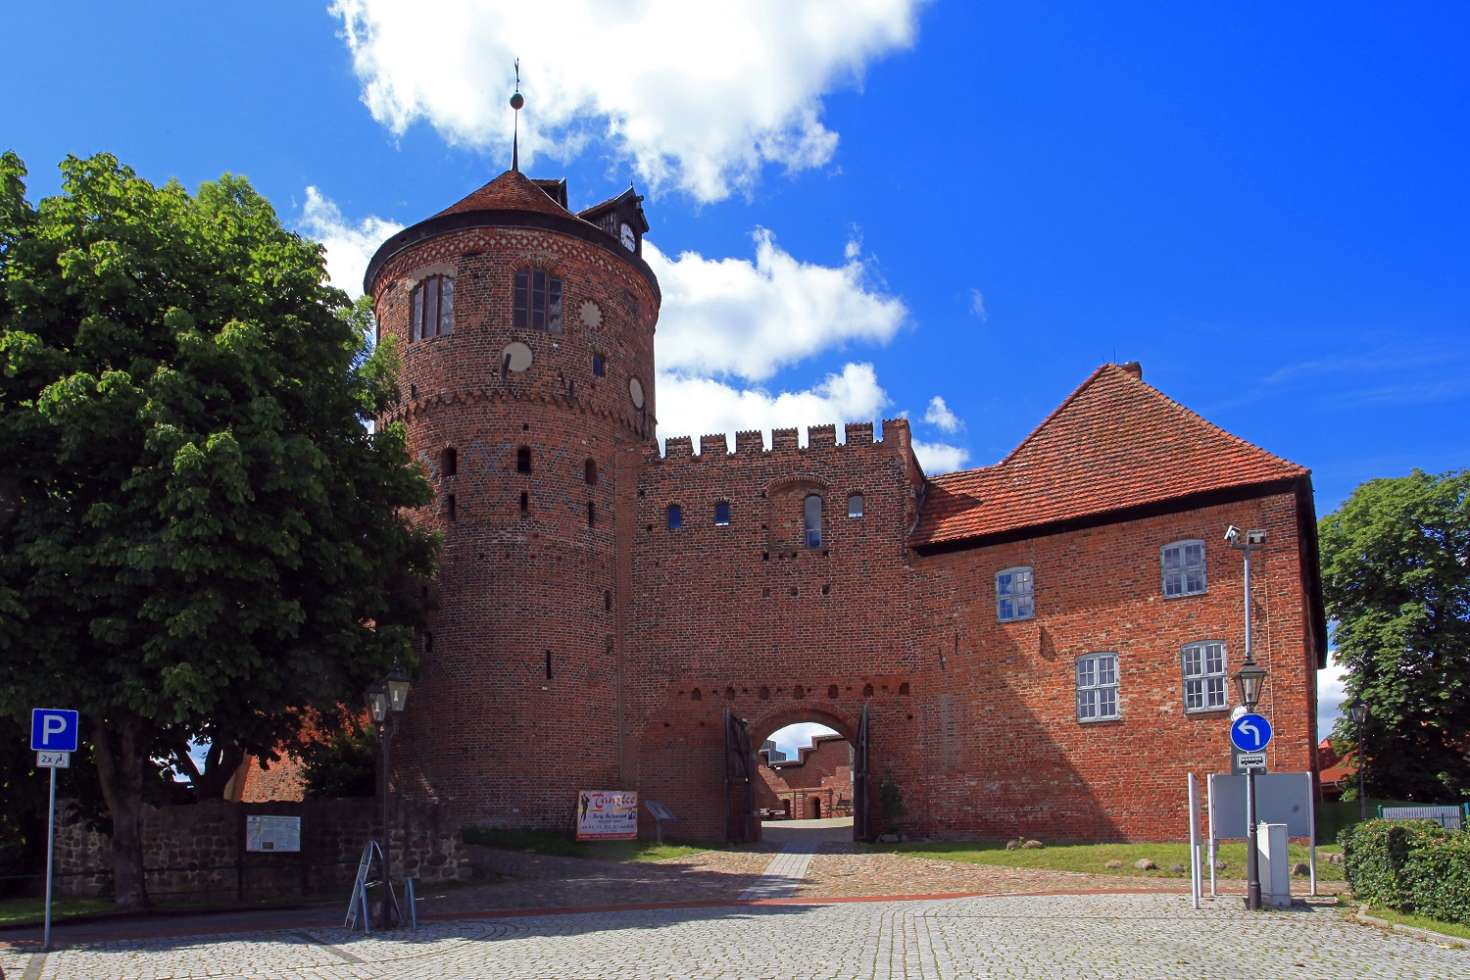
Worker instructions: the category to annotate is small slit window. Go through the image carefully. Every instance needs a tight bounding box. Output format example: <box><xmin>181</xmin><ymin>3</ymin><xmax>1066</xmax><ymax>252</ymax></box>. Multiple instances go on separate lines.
<box><xmin>1162</xmin><ymin>540</ymin><xmax>1207</xmax><ymax>597</ymax></box>
<box><xmin>714</xmin><ymin>501</ymin><xmax>731</xmax><ymax>526</ymax></box>
<box><xmin>519</xmin><ymin>491</ymin><xmax>528</xmax><ymax>514</ymax></box>
<box><xmin>516</xmin><ymin>446</ymin><xmax>532</xmax><ymax>474</ymax></box>
<box><xmin>1182</xmin><ymin>641</ymin><xmax>1228</xmax><ymax>712</ymax></box>
<box><xmin>444</xmin><ymin>494</ymin><xmax>456</xmax><ymax>522</ymax></box>
<box><xmin>592</xmin><ymin>353</ymin><xmax>606</xmax><ymax>377</ymax></box>
<box><xmin>996</xmin><ymin>566</ymin><xmax>1035</xmax><ymax>622</ymax></box>
<box><xmin>585</xmin><ymin>459</ymin><xmax>598</xmax><ymax>485</ymax></box>
<box><xmin>847</xmin><ymin>493</ymin><xmax>865</xmax><ymax>519</ymax></box>
<box><xmin>587</xmin><ymin>501</ymin><xmax>596</xmax><ymax>527</ymax></box>
<box><xmin>803</xmin><ymin>494</ymin><xmax>823</xmax><ymax>548</ymax></box>
<box><xmin>1077</xmin><ymin>652</ymin><xmax>1120</xmax><ymax>721</ymax></box>
<box><xmin>410</xmin><ymin>275</ymin><xmax>454</xmax><ymax>341</ymax></box>
<box><xmin>441</xmin><ymin>447</ymin><xmax>457</xmax><ymax>478</ymax></box>
<box><xmin>513</xmin><ymin>268</ymin><xmax>563</xmax><ymax>332</ymax></box>
<box><xmin>667</xmin><ymin>504</ymin><xmax>683</xmax><ymax>530</ymax></box>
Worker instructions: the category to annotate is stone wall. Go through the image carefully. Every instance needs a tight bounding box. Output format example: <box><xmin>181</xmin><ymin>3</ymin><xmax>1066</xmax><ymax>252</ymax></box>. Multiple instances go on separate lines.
<box><xmin>54</xmin><ymin>798</ymin><xmax>469</xmax><ymax>900</ymax></box>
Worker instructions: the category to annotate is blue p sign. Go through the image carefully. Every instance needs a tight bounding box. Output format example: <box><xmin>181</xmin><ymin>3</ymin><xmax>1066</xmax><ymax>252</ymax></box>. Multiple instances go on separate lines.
<box><xmin>30</xmin><ymin>708</ymin><xmax>80</xmax><ymax>753</ymax></box>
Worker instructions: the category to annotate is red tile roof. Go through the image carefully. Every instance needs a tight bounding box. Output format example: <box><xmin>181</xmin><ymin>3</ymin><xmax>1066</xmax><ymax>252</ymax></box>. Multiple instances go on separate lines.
<box><xmin>435</xmin><ymin>169</ymin><xmax>576</xmax><ymax>220</ymax></box>
<box><xmin>912</xmin><ymin>364</ymin><xmax>1308</xmax><ymax>547</ymax></box>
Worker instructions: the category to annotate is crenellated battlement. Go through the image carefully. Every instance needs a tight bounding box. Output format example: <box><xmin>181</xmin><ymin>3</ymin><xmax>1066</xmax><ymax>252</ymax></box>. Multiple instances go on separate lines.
<box><xmin>648</xmin><ymin>419</ymin><xmax>909</xmax><ymax>464</ymax></box>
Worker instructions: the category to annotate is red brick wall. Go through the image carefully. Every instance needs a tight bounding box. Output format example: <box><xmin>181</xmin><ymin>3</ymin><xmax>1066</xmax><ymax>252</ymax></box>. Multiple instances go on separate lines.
<box><xmin>905</xmin><ymin>492</ymin><xmax>1318</xmax><ymax>841</ymax></box>
<box><xmin>372</xmin><ymin>199</ymin><xmax>1321</xmax><ymax>846</ymax></box>
<box><xmin>626</xmin><ymin>421</ymin><xmax>924</xmax><ymax>841</ymax></box>
<box><xmin>756</xmin><ymin>736</ymin><xmax>855</xmax><ymax>818</ymax></box>
<box><xmin>373</xmin><ymin>221</ymin><xmax>659</xmax><ymax>833</ymax></box>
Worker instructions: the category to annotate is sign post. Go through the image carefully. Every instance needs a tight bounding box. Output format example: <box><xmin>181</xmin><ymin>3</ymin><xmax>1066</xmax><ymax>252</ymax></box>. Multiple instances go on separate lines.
<box><xmin>31</xmin><ymin>708</ymin><xmax>80</xmax><ymax>952</ymax></box>
<box><xmin>1229</xmin><ymin>712</ymin><xmax>1274</xmax><ymax>911</ymax></box>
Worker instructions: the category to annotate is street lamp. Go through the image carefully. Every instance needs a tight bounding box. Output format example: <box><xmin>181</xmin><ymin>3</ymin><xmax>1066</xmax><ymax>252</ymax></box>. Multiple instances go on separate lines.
<box><xmin>1349</xmin><ymin>700</ymin><xmax>1370</xmax><ymax>821</ymax></box>
<box><xmin>366</xmin><ymin>664</ymin><xmax>411</xmax><ymax>928</ymax></box>
<box><xmin>1227</xmin><ymin>525</ymin><xmax>1268</xmax><ymax>912</ymax></box>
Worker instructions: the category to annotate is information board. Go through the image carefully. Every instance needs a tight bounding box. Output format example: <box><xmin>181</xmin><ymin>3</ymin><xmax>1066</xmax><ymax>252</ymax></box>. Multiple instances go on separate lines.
<box><xmin>245</xmin><ymin>814</ymin><xmax>302</xmax><ymax>852</ymax></box>
<box><xmin>576</xmin><ymin>790</ymin><xmax>638</xmax><ymax>841</ymax></box>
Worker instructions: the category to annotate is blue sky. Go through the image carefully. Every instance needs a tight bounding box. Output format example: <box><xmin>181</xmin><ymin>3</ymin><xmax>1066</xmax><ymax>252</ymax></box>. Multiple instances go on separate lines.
<box><xmin>5</xmin><ymin>3</ymin><xmax>1466</xmax><ymax>739</ymax></box>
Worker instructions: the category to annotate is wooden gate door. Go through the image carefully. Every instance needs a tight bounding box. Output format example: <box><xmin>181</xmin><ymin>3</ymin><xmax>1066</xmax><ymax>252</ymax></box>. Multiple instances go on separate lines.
<box><xmin>853</xmin><ymin>703</ymin><xmax>871</xmax><ymax>840</ymax></box>
<box><xmin>723</xmin><ymin>708</ymin><xmax>757</xmax><ymax>843</ymax></box>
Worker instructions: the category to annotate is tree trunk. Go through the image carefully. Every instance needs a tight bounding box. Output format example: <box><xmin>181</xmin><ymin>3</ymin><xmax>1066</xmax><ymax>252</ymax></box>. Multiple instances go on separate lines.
<box><xmin>93</xmin><ymin>713</ymin><xmax>150</xmax><ymax>910</ymax></box>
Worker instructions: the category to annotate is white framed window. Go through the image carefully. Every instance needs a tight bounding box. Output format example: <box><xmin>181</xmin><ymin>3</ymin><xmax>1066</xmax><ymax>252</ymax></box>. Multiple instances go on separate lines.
<box><xmin>1182</xmin><ymin>640</ymin><xmax>1228</xmax><ymax>712</ymax></box>
<box><xmin>1076</xmin><ymin>653</ymin><xmax>1120</xmax><ymax>722</ymax></box>
<box><xmin>996</xmin><ymin>566</ymin><xmax>1034</xmax><ymax>622</ymax></box>
<box><xmin>1161</xmin><ymin>539</ymin><xmax>1207</xmax><ymax>597</ymax></box>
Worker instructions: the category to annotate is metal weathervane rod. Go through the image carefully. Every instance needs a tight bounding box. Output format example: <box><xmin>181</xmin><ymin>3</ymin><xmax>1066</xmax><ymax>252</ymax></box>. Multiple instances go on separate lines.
<box><xmin>510</xmin><ymin>59</ymin><xmax>524</xmax><ymax>172</ymax></box>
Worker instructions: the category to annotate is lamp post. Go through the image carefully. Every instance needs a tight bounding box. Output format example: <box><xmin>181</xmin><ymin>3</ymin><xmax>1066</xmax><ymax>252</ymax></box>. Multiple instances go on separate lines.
<box><xmin>1349</xmin><ymin>700</ymin><xmax>1369</xmax><ymax>822</ymax></box>
<box><xmin>366</xmin><ymin>664</ymin><xmax>411</xmax><ymax>928</ymax></box>
<box><xmin>1227</xmin><ymin>525</ymin><xmax>1268</xmax><ymax>912</ymax></box>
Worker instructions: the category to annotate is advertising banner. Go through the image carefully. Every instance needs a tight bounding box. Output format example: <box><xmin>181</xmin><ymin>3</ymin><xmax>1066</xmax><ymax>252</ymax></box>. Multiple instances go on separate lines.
<box><xmin>576</xmin><ymin>790</ymin><xmax>638</xmax><ymax>841</ymax></box>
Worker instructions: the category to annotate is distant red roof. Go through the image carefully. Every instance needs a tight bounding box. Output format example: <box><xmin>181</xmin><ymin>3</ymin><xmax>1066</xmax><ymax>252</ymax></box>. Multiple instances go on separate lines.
<box><xmin>912</xmin><ymin>364</ymin><xmax>1308</xmax><ymax>547</ymax></box>
<box><xmin>435</xmin><ymin>169</ymin><xmax>576</xmax><ymax>220</ymax></box>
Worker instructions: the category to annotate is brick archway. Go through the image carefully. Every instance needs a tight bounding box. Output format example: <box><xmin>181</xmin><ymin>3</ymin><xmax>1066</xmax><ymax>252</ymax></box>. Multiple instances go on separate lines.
<box><xmin>748</xmin><ymin>704</ymin><xmax>857</xmax><ymax>747</ymax></box>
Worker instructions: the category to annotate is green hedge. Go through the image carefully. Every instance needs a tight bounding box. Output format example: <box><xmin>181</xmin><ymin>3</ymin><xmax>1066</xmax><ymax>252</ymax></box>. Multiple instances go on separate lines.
<box><xmin>1340</xmin><ymin>819</ymin><xmax>1470</xmax><ymax>925</ymax></box>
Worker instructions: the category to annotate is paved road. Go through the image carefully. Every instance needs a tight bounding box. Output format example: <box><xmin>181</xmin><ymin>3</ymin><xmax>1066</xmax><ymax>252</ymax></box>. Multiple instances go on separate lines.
<box><xmin>3</xmin><ymin>892</ymin><xmax>1466</xmax><ymax>979</ymax></box>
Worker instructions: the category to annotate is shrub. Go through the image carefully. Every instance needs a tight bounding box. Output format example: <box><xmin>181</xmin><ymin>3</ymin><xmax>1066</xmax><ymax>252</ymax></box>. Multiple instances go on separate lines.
<box><xmin>1341</xmin><ymin>818</ymin><xmax>1470</xmax><ymax>925</ymax></box>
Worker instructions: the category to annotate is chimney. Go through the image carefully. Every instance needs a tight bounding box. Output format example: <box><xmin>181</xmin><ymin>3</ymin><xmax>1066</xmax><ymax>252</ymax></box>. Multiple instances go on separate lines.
<box><xmin>1120</xmin><ymin>361</ymin><xmax>1142</xmax><ymax>380</ymax></box>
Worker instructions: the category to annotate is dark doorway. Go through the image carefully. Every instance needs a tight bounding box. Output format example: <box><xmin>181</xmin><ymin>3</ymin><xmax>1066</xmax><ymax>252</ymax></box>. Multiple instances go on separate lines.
<box><xmin>809</xmin><ymin>797</ymin><xmax>822</xmax><ymax>819</ymax></box>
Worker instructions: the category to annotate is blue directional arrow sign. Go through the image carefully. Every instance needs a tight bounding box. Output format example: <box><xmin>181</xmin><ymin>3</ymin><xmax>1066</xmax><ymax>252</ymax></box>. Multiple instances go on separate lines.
<box><xmin>1229</xmin><ymin>712</ymin><xmax>1273</xmax><ymax>753</ymax></box>
<box><xmin>30</xmin><ymin>708</ymin><xmax>80</xmax><ymax>754</ymax></box>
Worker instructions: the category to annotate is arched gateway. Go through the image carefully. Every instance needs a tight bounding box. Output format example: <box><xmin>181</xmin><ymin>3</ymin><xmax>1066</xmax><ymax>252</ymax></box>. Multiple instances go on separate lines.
<box><xmin>367</xmin><ymin>166</ymin><xmax>1327</xmax><ymax>845</ymax></box>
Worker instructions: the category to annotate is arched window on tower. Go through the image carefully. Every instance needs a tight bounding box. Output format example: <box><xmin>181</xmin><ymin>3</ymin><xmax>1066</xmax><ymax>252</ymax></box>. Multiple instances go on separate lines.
<box><xmin>441</xmin><ymin>447</ymin><xmax>457</xmax><ymax>478</ymax></box>
<box><xmin>512</xmin><ymin>268</ymin><xmax>564</xmax><ymax>332</ymax></box>
<box><xmin>411</xmin><ymin>275</ymin><xmax>454</xmax><ymax>341</ymax></box>
<box><xmin>804</xmin><ymin>494</ymin><xmax>823</xmax><ymax>548</ymax></box>
<box><xmin>585</xmin><ymin>459</ymin><xmax>598</xmax><ymax>485</ymax></box>
<box><xmin>516</xmin><ymin>446</ymin><xmax>532</xmax><ymax>474</ymax></box>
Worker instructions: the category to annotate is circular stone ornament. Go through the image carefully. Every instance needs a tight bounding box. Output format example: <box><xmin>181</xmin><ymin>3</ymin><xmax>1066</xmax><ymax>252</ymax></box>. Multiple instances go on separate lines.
<box><xmin>579</xmin><ymin>301</ymin><xmax>603</xmax><ymax>329</ymax></box>
<box><xmin>629</xmin><ymin>377</ymin><xmax>645</xmax><ymax>409</ymax></box>
<box><xmin>501</xmin><ymin>342</ymin><xmax>533</xmax><ymax>373</ymax></box>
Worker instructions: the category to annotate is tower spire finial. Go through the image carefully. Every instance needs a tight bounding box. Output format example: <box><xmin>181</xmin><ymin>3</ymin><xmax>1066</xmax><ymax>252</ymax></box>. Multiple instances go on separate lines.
<box><xmin>510</xmin><ymin>59</ymin><xmax>524</xmax><ymax>173</ymax></box>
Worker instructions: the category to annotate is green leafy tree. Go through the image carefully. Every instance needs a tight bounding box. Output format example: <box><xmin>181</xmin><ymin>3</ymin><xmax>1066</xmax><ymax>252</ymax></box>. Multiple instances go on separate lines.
<box><xmin>0</xmin><ymin>152</ymin><xmax>436</xmax><ymax>908</ymax></box>
<box><xmin>1320</xmin><ymin>469</ymin><xmax>1470</xmax><ymax>802</ymax></box>
<box><xmin>298</xmin><ymin>722</ymin><xmax>379</xmax><ymax>799</ymax></box>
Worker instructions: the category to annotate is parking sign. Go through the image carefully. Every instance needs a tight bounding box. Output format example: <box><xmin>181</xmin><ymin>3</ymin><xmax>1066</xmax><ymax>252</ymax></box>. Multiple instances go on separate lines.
<box><xmin>30</xmin><ymin>708</ymin><xmax>80</xmax><ymax>753</ymax></box>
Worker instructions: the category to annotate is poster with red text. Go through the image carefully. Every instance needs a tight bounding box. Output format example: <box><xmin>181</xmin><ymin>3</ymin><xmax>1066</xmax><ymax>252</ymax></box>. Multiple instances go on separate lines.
<box><xmin>576</xmin><ymin>790</ymin><xmax>639</xmax><ymax>840</ymax></box>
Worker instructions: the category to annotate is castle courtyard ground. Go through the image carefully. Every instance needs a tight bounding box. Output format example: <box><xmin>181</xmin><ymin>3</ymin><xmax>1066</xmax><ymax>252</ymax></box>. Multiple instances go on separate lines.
<box><xmin>2</xmin><ymin>822</ymin><xmax>1457</xmax><ymax>978</ymax></box>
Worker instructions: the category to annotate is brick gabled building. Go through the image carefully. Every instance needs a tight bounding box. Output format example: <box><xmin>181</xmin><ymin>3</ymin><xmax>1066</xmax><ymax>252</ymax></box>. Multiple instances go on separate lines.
<box><xmin>363</xmin><ymin>168</ymin><xmax>1327</xmax><ymax>844</ymax></box>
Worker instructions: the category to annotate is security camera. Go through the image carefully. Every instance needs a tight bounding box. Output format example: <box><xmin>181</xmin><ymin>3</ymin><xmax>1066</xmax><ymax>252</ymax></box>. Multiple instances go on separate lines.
<box><xmin>1223</xmin><ymin>525</ymin><xmax>1240</xmax><ymax>544</ymax></box>
<box><xmin>1246</xmin><ymin>529</ymin><xmax>1267</xmax><ymax>547</ymax></box>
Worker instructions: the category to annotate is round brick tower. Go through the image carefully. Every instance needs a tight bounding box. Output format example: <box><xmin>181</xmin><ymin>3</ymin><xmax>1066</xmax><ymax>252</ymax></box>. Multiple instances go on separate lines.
<box><xmin>364</xmin><ymin>168</ymin><xmax>660</xmax><ymax>829</ymax></box>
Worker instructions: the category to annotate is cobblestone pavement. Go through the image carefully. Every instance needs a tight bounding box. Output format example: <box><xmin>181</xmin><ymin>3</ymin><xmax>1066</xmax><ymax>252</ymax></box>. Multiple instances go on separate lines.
<box><xmin>3</xmin><ymin>893</ymin><xmax>1465</xmax><ymax>979</ymax></box>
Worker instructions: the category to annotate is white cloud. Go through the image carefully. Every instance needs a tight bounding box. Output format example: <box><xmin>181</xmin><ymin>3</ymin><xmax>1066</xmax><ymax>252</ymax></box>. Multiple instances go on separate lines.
<box><xmin>329</xmin><ymin>0</ymin><xmax>924</xmax><ymax>202</ymax></box>
<box><xmin>969</xmin><ymin>287</ymin><xmax>988</xmax><ymax>322</ymax></box>
<box><xmin>657</xmin><ymin>363</ymin><xmax>889</xmax><ymax>451</ymax></box>
<box><xmin>911</xmin><ymin>438</ymin><xmax>969</xmax><ymax>475</ymax></box>
<box><xmin>1317</xmin><ymin>651</ymin><xmax>1349</xmax><ymax>741</ymax></box>
<box><xmin>923</xmin><ymin>395</ymin><xmax>962</xmax><ymax>433</ymax></box>
<box><xmin>647</xmin><ymin>231</ymin><xmax>907</xmax><ymax>382</ymax></box>
<box><xmin>298</xmin><ymin>187</ymin><xmax>403</xmax><ymax>298</ymax></box>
